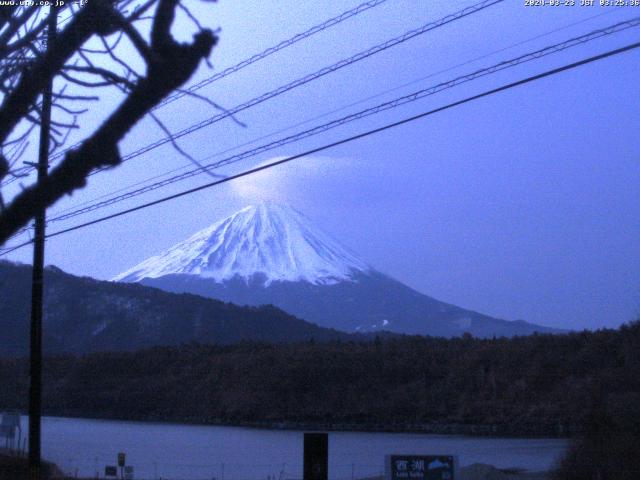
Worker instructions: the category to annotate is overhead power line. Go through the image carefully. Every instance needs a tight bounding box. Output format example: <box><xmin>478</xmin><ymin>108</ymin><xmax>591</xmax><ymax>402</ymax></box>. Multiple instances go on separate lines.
<box><xmin>45</xmin><ymin>7</ymin><xmax>625</xmax><ymax>221</ymax></box>
<box><xmin>159</xmin><ymin>0</ymin><xmax>391</xmax><ymax>107</ymax></box>
<box><xmin>102</xmin><ymin>0</ymin><xmax>503</xmax><ymax>169</ymax></box>
<box><xmin>41</xmin><ymin>17</ymin><xmax>640</xmax><ymax>226</ymax></box>
<box><xmin>2</xmin><ymin>39</ymin><xmax>638</xmax><ymax>257</ymax></box>
<box><xmin>4</xmin><ymin>15</ymin><xmax>638</xmax><ymax>243</ymax></box>
<box><xmin>0</xmin><ymin>0</ymin><xmax>390</xmax><ymax>187</ymax></box>
<box><xmin>39</xmin><ymin>0</ymin><xmax>504</xmax><ymax>180</ymax></box>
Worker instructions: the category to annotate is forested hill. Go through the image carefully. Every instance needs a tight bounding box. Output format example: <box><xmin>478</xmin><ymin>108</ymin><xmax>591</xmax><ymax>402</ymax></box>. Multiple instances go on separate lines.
<box><xmin>0</xmin><ymin>261</ymin><xmax>356</xmax><ymax>356</ymax></box>
<box><xmin>1</xmin><ymin>322</ymin><xmax>638</xmax><ymax>437</ymax></box>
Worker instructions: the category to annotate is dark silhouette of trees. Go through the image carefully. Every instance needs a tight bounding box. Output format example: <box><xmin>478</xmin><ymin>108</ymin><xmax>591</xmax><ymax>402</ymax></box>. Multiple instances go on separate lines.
<box><xmin>553</xmin><ymin>394</ymin><xmax>640</xmax><ymax>480</ymax></box>
<box><xmin>1</xmin><ymin>320</ymin><xmax>638</xmax><ymax>437</ymax></box>
<box><xmin>0</xmin><ymin>0</ymin><xmax>217</xmax><ymax>244</ymax></box>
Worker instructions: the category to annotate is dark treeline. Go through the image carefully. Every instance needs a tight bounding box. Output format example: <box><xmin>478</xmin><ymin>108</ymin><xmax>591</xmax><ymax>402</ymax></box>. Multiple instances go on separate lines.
<box><xmin>0</xmin><ymin>322</ymin><xmax>639</xmax><ymax>438</ymax></box>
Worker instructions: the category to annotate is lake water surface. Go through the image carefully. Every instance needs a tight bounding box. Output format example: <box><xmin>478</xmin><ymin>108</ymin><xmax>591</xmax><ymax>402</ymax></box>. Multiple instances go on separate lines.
<box><xmin>17</xmin><ymin>416</ymin><xmax>568</xmax><ymax>479</ymax></box>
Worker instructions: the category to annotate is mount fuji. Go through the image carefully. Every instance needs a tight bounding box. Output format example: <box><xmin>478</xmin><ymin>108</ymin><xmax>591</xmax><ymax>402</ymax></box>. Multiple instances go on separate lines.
<box><xmin>115</xmin><ymin>203</ymin><xmax>560</xmax><ymax>338</ymax></box>
<box><xmin>116</xmin><ymin>203</ymin><xmax>370</xmax><ymax>287</ymax></box>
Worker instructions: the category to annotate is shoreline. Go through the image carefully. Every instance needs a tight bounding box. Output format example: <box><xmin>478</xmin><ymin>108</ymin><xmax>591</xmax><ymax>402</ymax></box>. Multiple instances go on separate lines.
<box><xmin>9</xmin><ymin>410</ymin><xmax>577</xmax><ymax>439</ymax></box>
<box><xmin>0</xmin><ymin>449</ymin><xmax>552</xmax><ymax>480</ymax></box>
<box><xmin>1</xmin><ymin>451</ymin><xmax>553</xmax><ymax>480</ymax></box>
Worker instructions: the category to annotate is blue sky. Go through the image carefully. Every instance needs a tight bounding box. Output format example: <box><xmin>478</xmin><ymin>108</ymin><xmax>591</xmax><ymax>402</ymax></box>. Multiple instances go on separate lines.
<box><xmin>3</xmin><ymin>0</ymin><xmax>639</xmax><ymax>330</ymax></box>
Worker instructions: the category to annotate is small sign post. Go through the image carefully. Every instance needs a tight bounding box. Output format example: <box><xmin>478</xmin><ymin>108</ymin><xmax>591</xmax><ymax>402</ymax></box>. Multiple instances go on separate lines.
<box><xmin>105</xmin><ymin>465</ymin><xmax>118</xmax><ymax>478</ymax></box>
<box><xmin>118</xmin><ymin>452</ymin><xmax>126</xmax><ymax>479</ymax></box>
<box><xmin>385</xmin><ymin>455</ymin><xmax>458</xmax><ymax>480</ymax></box>
<box><xmin>124</xmin><ymin>465</ymin><xmax>134</xmax><ymax>480</ymax></box>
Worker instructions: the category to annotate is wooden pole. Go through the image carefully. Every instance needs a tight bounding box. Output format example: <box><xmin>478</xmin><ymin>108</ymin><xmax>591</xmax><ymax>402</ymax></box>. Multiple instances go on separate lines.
<box><xmin>28</xmin><ymin>6</ymin><xmax>56</xmax><ymax>480</ymax></box>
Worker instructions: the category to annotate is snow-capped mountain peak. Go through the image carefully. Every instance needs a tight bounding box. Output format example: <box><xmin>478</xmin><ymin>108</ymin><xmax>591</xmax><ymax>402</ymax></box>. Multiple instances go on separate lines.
<box><xmin>114</xmin><ymin>202</ymin><xmax>370</xmax><ymax>286</ymax></box>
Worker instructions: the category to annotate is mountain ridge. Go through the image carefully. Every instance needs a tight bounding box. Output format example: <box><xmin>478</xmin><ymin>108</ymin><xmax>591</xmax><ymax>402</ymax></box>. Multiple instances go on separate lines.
<box><xmin>116</xmin><ymin>202</ymin><xmax>563</xmax><ymax>338</ymax></box>
<box><xmin>0</xmin><ymin>260</ymin><xmax>365</xmax><ymax>357</ymax></box>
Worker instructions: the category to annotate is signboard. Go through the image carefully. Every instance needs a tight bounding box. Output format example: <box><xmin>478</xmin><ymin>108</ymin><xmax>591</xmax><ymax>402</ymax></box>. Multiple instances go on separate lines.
<box><xmin>124</xmin><ymin>465</ymin><xmax>134</xmax><ymax>480</ymax></box>
<box><xmin>385</xmin><ymin>455</ymin><xmax>458</xmax><ymax>480</ymax></box>
<box><xmin>118</xmin><ymin>452</ymin><xmax>126</xmax><ymax>467</ymax></box>
<box><xmin>105</xmin><ymin>466</ymin><xmax>118</xmax><ymax>477</ymax></box>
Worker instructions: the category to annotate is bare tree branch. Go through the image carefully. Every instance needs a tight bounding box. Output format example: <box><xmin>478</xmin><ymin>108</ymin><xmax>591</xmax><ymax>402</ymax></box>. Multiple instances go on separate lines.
<box><xmin>0</xmin><ymin>0</ymin><xmax>217</xmax><ymax>244</ymax></box>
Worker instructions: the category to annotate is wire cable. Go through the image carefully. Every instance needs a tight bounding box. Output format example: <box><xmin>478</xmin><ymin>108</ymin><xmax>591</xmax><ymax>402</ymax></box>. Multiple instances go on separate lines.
<box><xmin>46</xmin><ymin>0</ymin><xmax>504</xmax><ymax>177</ymax></box>
<box><xmin>4</xmin><ymin>14</ymin><xmax>638</xmax><ymax>243</ymax></box>
<box><xmin>42</xmin><ymin>17</ymin><xmax>640</xmax><ymax>225</ymax></box>
<box><xmin>44</xmin><ymin>7</ymin><xmax>626</xmax><ymax>220</ymax></box>
<box><xmin>2</xmin><ymin>39</ymin><xmax>637</xmax><ymax>256</ymax></box>
<box><xmin>3</xmin><ymin>0</ymin><xmax>499</xmax><ymax>187</ymax></box>
<box><xmin>159</xmin><ymin>0</ymin><xmax>391</xmax><ymax>107</ymax></box>
<box><xmin>0</xmin><ymin>0</ymin><xmax>390</xmax><ymax>187</ymax></box>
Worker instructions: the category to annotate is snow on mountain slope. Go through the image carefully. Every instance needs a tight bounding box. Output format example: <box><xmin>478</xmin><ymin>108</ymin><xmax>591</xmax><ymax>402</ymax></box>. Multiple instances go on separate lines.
<box><xmin>114</xmin><ymin>202</ymin><xmax>371</xmax><ymax>286</ymax></box>
<box><xmin>113</xmin><ymin>203</ymin><xmax>563</xmax><ymax>338</ymax></box>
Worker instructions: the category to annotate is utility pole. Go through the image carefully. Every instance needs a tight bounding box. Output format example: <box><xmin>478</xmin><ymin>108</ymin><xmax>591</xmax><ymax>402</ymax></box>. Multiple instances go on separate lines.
<box><xmin>28</xmin><ymin>6</ymin><xmax>56</xmax><ymax>480</ymax></box>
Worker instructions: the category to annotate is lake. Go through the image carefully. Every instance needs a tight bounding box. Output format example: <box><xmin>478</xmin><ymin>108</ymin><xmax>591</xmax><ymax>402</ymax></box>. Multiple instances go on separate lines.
<box><xmin>15</xmin><ymin>416</ymin><xmax>568</xmax><ymax>479</ymax></box>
